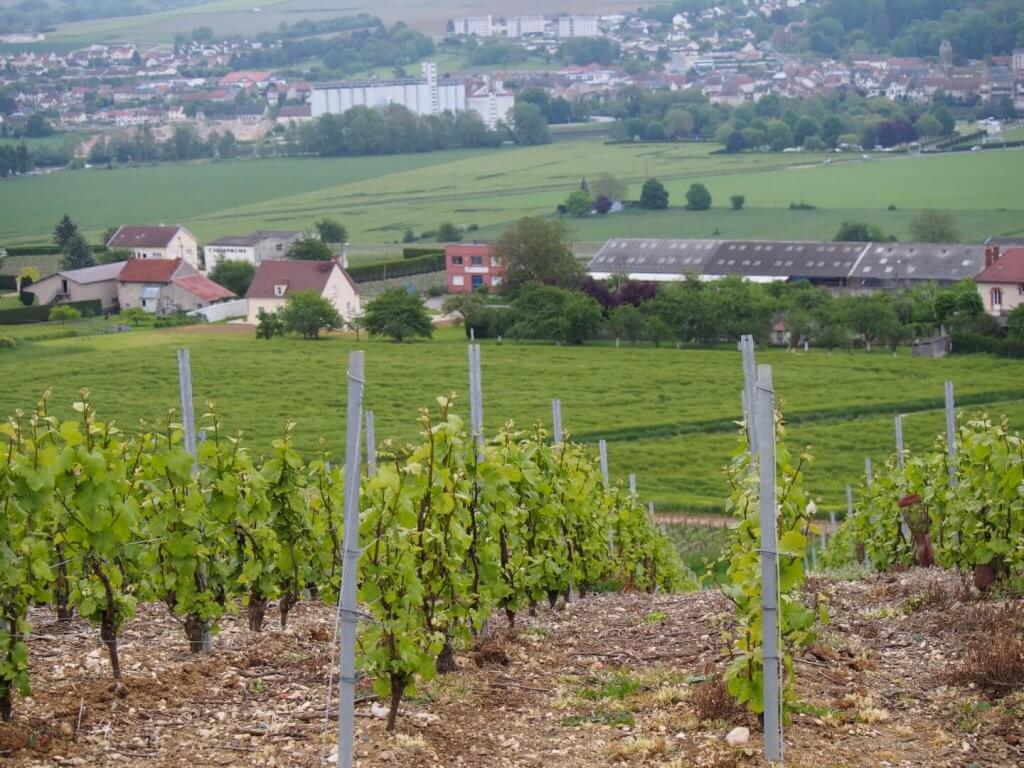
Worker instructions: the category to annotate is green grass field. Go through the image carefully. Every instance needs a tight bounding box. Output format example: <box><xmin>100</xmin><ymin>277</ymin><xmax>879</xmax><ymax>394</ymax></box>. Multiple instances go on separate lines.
<box><xmin>0</xmin><ymin>325</ymin><xmax>1020</xmax><ymax>514</ymax></box>
<box><xmin>2</xmin><ymin>141</ymin><xmax>1021</xmax><ymax>248</ymax></box>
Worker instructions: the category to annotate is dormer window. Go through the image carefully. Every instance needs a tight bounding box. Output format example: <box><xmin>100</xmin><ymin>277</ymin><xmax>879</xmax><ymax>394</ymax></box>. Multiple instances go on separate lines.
<box><xmin>274</xmin><ymin>284</ymin><xmax>287</xmax><ymax>297</ymax></box>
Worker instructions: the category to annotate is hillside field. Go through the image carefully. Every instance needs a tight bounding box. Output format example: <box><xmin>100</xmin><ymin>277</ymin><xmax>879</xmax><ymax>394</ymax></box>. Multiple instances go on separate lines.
<box><xmin>32</xmin><ymin>0</ymin><xmax>634</xmax><ymax>44</ymax></box>
<box><xmin>1</xmin><ymin>141</ymin><xmax>1022</xmax><ymax>248</ymax></box>
<box><xmin>0</xmin><ymin>324</ymin><xmax>1020</xmax><ymax>514</ymax></box>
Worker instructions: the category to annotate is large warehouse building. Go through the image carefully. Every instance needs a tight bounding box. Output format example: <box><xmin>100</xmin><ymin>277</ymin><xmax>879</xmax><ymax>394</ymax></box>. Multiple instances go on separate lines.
<box><xmin>311</xmin><ymin>63</ymin><xmax>465</xmax><ymax>120</ymax></box>
<box><xmin>586</xmin><ymin>238</ymin><xmax>986</xmax><ymax>289</ymax></box>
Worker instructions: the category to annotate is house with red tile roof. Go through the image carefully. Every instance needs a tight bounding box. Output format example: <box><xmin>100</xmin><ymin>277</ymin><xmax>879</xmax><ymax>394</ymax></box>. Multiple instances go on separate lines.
<box><xmin>975</xmin><ymin>244</ymin><xmax>1024</xmax><ymax>319</ymax></box>
<box><xmin>245</xmin><ymin>259</ymin><xmax>360</xmax><ymax>325</ymax></box>
<box><xmin>107</xmin><ymin>225</ymin><xmax>200</xmax><ymax>268</ymax></box>
<box><xmin>117</xmin><ymin>259</ymin><xmax>234</xmax><ymax>315</ymax></box>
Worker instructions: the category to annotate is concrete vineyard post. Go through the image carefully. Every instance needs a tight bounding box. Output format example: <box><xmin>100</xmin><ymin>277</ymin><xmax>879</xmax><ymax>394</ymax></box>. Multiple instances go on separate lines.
<box><xmin>337</xmin><ymin>351</ymin><xmax>365</xmax><ymax>768</ymax></box>
<box><xmin>599</xmin><ymin>440</ymin><xmax>611</xmax><ymax>552</ymax></box>
<box><xmin>629</xmin><ymin>473</ymin><xmax>636</xmax><ymax>498</ymax></box>
<box><xmin>895</xmin><ymin>414</ymin><xmax>905</xmax><ymax>468</ymax></box>
<box><xmin>846</xmin><ymin>484</ymin><xmax>853</xmax><ymax>522</ymax></box>
<box><xmin>468</xmin><ymin>344</ymin><xmax>484</xmax><ymax>455</ymax></box>
<box><xmin>176</xmin><ymin>348</ymin><xmax>198</xmax><ymax>471</ymax></box>
<box><xmin>865</xmin><ymin>457</ymin><xmax>873</xmax><ymax>487</ymax></box>
<box><xmin>945</xmin><ymin>380</ymin><xmax>956</xmax><ymax>484</ymax></box>
<box><xmin>755</xmin><ymin>364</ymin><xmax>782</xmax><ymax>764</ymax></box>
<box><xmin>552</xmin><ymin>398</ymin><xmax>563</xmax><ymax>444</ymax></box>
<box><xmin>365</xmin><ymin>410</ymin><xmax>376</xmax><ymax>477</ymax></box>
<box><xmin>740</xmin><ymin>335</ymin><xmax>758</xmax><ymax>461</ymax></box>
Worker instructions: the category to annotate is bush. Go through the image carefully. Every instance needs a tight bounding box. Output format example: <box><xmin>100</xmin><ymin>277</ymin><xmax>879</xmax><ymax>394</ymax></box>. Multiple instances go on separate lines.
<box><xmin>790</xmin><ymin>201</ymin><xmax>817</xmax><ymax>210</ymax></box>
<box><xmin>951</xmin><ymin>332</ymin><xmax>1024</xmax><ymax>359</ymax></box>
<box><xmin>154</xmin><ymin>311</ymin><xmax>203</xmax><ymax>328</ymax></box>
<box><xmin>685</xmin><ymin>183</ymin><xmax>712</xmax><ymax>211</ymax></box>
<box><xmin>209</xmin><ymin>260</ymin><xmax>256</xmax><ymax>296</ymax></box>
<box><xmin>437</xmin><ymin>222</ymin><xmax>462</xmax><ymax>242</ymax></box>
<box><xmin>49</xmin><ymin>305</ymin><xmax>81</xmax><ymax>324</ymax></box>
<box><xmin>122</xmin><ymin>307</ymin><xmax>150</xmax><ymax>326</ymax></box>
<box><xmin>402</xmin><ymin>246</ymin><xmax>444</xmax><ymax>260</ymax></box>
<box><xmin>0</xmin><ymin>336</ymin><xmax>18</xmax><ymax>350</ymax></box>
<box><xmin>729</xmin><ymin>195</ymin><xmax>745</xmax><ymax>211</ymax></box>
<box><xmin>360</xmin><ymin>288</ymin><xmax>433</xmax><ymax>342</ymax></box>
<box><xmin>0</xmin><ymin>299</ymin><xmax>100</xmax><ymax>325</ymax></box>
<box><xmin>639</xmin><ymin>178</ymin><xmax>669</xmax><ymax>210</ymax></box>
<box><xmin>256</xmin><ymin>309</ymin><xmax>284</xmax><ymax>339</ymax></box>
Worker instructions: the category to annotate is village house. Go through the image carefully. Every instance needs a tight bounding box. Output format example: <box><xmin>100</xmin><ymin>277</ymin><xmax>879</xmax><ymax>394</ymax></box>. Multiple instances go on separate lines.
<box><xmin>26</xmin><ymin>261</ymin><xmax>126</xmax><ymax>310</ymax></box>
<box><xmin>446</xmin><ymin>243</ymin><xmax>506</xmax><ymax>293</ymax></box>
<box><xmin>204</xmin><ymin>230</ymin><xmax>304</xmax><ymax>268</ymax></box>
<box><xmin>975</xmin><ymin>244</ymin><xmax>1024</xmax><ymax>320</ymax></box>
<box><xmin>275</xmin><ymin>105</ymin><xmax>312</xmax><ymax>125</ymax></box>
<box><xmin>245</xmin><ymin>259</ymin><xmax>360</xmax><ymax>325</ymax></box>
<box><xmin>106</xmin><ymin>225</ymin><xmax>200</xmax><ymax>268</ymax></box>
<box><xmin>117</xmin><ymin>258</ymin><xmax>235</xmax><ymax>315</ymax></box>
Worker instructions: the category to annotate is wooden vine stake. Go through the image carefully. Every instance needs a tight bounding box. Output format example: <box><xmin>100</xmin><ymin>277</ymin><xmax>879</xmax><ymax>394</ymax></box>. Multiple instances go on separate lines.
<box><xmin>755</xmin><ymin>363</ymin><xmax>783</xmax><ymax>764</ymax></box>
<box><xmin>337</xmin><ymin>351</ymin><xmax>365</xmax><ymax>768</ymax></box>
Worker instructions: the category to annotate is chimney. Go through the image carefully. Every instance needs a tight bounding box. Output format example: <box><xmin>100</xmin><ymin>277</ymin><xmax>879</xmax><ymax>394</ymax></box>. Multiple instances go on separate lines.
<box><xmin>985</xmin><ymin>244</ymin><xmax>1000</xmax><ymax>269</ymax></box>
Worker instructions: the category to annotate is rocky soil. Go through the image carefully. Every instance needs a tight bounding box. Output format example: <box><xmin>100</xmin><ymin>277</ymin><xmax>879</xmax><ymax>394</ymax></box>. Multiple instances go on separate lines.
<box><xmin>1</xmin><ymin>569</ymin><xmax>1021</xmax><ymax>767</ymax></box>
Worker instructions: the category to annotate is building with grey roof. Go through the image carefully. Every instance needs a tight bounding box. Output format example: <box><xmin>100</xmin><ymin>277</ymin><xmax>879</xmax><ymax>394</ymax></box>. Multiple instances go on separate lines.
<box><xmin>204</xmin><ymin>230</ymin><xmax>304</xmax><ymax>268</ymax></box>
<box><xmin>586</xmin><ymin>238</ymin><xmax>985</xmax><ymax>289</ymax></box>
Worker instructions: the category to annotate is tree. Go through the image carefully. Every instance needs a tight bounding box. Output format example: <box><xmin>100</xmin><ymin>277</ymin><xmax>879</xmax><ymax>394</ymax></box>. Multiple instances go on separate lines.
<box><xmin>594</xmin><ymin>195</ymin><xmax>613</xmax><ymax>215</ymax></box>
<box><xmin>565</xmin><ymin>189</ymin><xmax>593</xmax><ymax>217</ymax></box>
<box><xmin>60</xmin><ymin>234</ymin><xmax>95</xmax><ymax>270</ymax></box>
<box><xmin>287</xmin><ymin>235</ymin><xmax>333</xmax><ymax>260</ymax></box>
<box><xmin>278</xmin><ymin>291</ymin><xmax>342</xmax><ymax>339</ymax></box>
<box><xmin>665</xmin><ymin>108</ymin><xmax>695</xmax><ymax>139</ymax></box>
<box><xmin>609</xmin><ymin>304</ymin><xmax>644</xmax><ymax>344</ymax></box>
<box><xmin>497</xmin><ymin>217</ymin><xmax>581</xmax><ymax>291</ymax></box>
<box><xmin>122</xmin><ymin>307</ymin><xmax>149</xmax><ymax>326</ymax></box>
<box><xmin>639</xmin><ymin>178</ymin><xmax>669</xmax><ymax>210</ymax></box>
<box><xmin>360</xmin><ymin>288</ymin><xmax>433</xmax><ymax>342</ymax></box>
<box><xmin>685</xmin><ymin>183</ymin><xmax>712</xmax><ymax>211</ymax></box>
<box><xmin>509</xmin><ymin>284</ymin><xmax>602</xmax><ymax>344</ymax></box>
<box><xmin>510</xmin><ymin>102</ymin><xmax>550</xmax><ymax>146</ymax></box>
<box><xmin>54</xmin><ymin>215</ymin><xmax>79</xmax><ymax>251</ymax></box>
<box><xmin>209</xmin><ymin>260</ymin><xmax>256</xmax><ymax>296</ymax></box>
<box><xmin>315</xmin><ymin>218</ymin><xmax>347</xmax><ymax>243</ymax></box>
<box><xmin>725</xmin><ymin>131</ymin><xmax>746</xmax><ymax>154</ymax></box>
<box><xmin>591</xmin><ymin>174</ymin><xmax>626</xmax><ymax>202</ymax></box>
<box><xmin>914</xmin><ymin>114</ymin><xmax>943</xmax><ymax>138</ymax></box>
<box><xmin>910</xmin><ymin>210</ymin><xmax>960</xmax><ymax>243</ymax></box>
<box><xmin>1007</xmin><ymin>304</ymin><xmax>1024</xmax><ymax>340</ymax></box>
<box><xmin>834</xmin><ymin>221</ymin><xmax>889</xmax><ymax>242</ymax></box>
<box><xmin>24</xmin><ymin>114</ymin><xmax>53</xmax><ymax>138</ymax></box>
<box><xmin>49</xmin><ymin>306</ymin><xmax>81</xmax><ymax>325</ymax></box>
<box><xmin>437</xmin><ymin>222</ymin><xmax>462</xmax><ymax>242</ymax></box>
<box><xmin>97</xmin><ymin>249</ymin><xmax>131</xmax><ymax>265</ymax></box>
<box><xmin>255</xmin><ymin>309</ymin><xmax>284</xmax><ymax>339</ymax></box>
<box><xmin>765</xmin><ymin>120</ymin><xmax>793</xmax><ymax>151</ymax></box>
<box><xmin>730</xmin><ymin>195</ymin><xmax>745</xmax><ymax>211</ymax></box>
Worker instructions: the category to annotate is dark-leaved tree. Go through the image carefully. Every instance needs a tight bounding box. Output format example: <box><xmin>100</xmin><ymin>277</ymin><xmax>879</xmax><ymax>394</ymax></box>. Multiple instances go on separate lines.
<box><xmin>360</xmin><ymin>288</ymin><xmax>433</xmax><ymax>342</ymax></box>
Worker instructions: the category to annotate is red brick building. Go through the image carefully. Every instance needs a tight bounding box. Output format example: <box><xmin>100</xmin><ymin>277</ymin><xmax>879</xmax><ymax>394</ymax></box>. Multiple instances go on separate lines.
<box><xmin>445</xmin><ymin>243</ymin><xmax>507</xmax><ymax>293</ymax></box>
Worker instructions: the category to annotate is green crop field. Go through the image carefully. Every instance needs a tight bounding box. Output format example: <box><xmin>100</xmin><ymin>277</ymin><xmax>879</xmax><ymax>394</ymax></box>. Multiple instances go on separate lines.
<box><xmin>38</xmin><ymin>0</ymin><xmax>632</xmax><ymax>43</ymax></box>
<box><xmin>0</xmin><ymin>325</ymin><xmax>1020</xmax><ymax>514</ymax></box>
<box><xmin>2</xmin><ymin>141</ymin><xmax>1021</xmax><ymax>248</ymax></box>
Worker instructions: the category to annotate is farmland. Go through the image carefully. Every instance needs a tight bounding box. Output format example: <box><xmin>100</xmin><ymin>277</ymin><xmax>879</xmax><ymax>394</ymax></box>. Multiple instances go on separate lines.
<box><xmin>1</xmin><ymin>140</ymin><xmax>1023</xmax><ymax>248</ymax></box>
<box><xmin>0</xmin><ymin>324</ymin><xmax>1019</xmax><ymax>514</ymax></box>
<box><xmin>34</xmin><ymin>0</ymin><xmax>632</xmax><ymax>44</ymax></box>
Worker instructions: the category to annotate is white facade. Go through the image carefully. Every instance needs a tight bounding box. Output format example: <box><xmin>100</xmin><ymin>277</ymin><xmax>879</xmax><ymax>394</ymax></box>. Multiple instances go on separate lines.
<box><xmin>452</xmin><ymin>15</ymin><xmax>493</xmax><ymax>36</ymax></box>
<box><xmin>1014</xmin><ymin>49</ymin><xmax>1024</xmax><ymax>73</ymax></box>
<box><xmin>505</xmin><ymin>16</ymin><xmax>547</xmax><ymax>37</ymax></box>
<box><xmin>312</xmin><ymin>62</ymin><xmax>465</xmax><ymax>118</ymax></box>
<box><xmin>246</xmin><ymin>266</ymin><xmax>360</xmax><ymax>325</ymax></box>
<box><xmin>467</xmin><ymin>80</ymin><xmax>515</xmax><ymax>129</ymax></box>
<box><xmin>558</xmin><ymin>15</ymin><xmax>600</xmax><ymax>38</ymax></box>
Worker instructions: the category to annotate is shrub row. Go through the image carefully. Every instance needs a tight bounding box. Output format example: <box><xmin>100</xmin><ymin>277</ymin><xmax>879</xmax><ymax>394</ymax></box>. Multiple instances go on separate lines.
<box><xmin>401</xmin><ymin>246</ymin><xmax>444</xmax><ymax>260</ymax></box>
<box><xmin>0</xmin><ymin>275</ymin><xmax>17</xmax><ymax>290</ymax></box>
<box><xmin>1</xmin><ymin>244</ymin><xmax>108</xmax><ymax>257</ymax></box>
<box><xmin>348</xmin><ymin>252</ymin><xmax>446</xmax><ymax>283</ymax></box>
<box><xmin>0</xmin><ymin>299</ymin><xmax>101</xmax><ymax>325</ymax></box>
<box><xmin>952</xmin><ymin>332</ymin><xmax>1024</xmax><ymax>359</ymax></box>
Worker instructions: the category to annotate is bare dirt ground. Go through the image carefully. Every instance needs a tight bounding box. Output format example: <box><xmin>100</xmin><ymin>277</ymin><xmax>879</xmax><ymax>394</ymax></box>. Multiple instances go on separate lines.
<box><xmin>2</xmin><ymin>569</ymin><xmax>1021</xmax><ymax>767</ymax></box>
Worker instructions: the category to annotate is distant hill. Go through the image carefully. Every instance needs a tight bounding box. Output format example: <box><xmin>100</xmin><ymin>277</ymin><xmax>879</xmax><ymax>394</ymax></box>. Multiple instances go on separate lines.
<box><xmin>0</xmin><ymin>0</ymin><xmax>211</xmax><ymax>34</ymax></box>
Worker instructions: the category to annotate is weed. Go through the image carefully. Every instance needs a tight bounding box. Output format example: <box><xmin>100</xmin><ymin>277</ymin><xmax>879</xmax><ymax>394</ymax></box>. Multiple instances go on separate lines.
<box><xmin>691</xmin><ymin>675</ymin><xmax>739</xmax><ymax>724</ymax></box>
<box><xmin>643</xmin><ymin>610</ymin><xmax>668</xmax><ymax>625</ymax></box>
<box><xmin>950</xmin><ymin>604</ymin><xmax>1024</xmax><ymax>694</ymax></box>
<box><xmin>607</xmin><ymin>736</ymin><xmax>672</xmax><ymax>762</ymax></box>
<box><xmin>579</xmin><ymin>671</ymin><xmax>643</xmax><ymax>702</ymax></box>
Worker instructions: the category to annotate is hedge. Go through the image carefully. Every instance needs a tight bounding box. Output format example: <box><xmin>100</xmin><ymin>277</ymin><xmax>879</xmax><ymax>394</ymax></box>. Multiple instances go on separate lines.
<box><xmin>0</xmin><ymin>275</ymin><xmax>17</xmax><ymax>290</ymax></box>
<box><xmin>348</xmin><ymin>252</ymin><xmax>446</xmax><ymax>283</ymax></box>
<box><xmin>951</xmin><ymin>332</ymin><xmax>1024</xmax><ymax>359</ymax></box>
<box><xmin>401</xmin><ymin>246</ymin><xmax>445</xmax><ymax>261</ymax></box>
<box><xmin>0</xmin><ymin>299</ymin><xmax>102</xmax><ymax>325</ymax></box>
<box><xmin>2</xmin><ymin>244</ymin><xmax>108</xmax><ymax>257</ymax></box>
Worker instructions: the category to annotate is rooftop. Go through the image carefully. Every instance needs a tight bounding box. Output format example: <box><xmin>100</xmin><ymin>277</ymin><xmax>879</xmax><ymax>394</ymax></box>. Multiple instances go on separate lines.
<box><xmin>118</xmin><ymin>258</ymin><xmax>184</xmax><ymax>283</ymax></box>
<box><xmin>975</xmin><ymin>248</ymin><xmax>1024</xmax><ymax>285</ymax></box>
<box><xmin>108</xmin><ymin>225</ymin><xmax>183</xmax><ymax>249</ymax></box>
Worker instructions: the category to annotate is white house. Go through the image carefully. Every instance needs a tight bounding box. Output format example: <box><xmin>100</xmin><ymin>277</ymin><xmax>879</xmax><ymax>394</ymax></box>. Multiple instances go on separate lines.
<box><xmin>204</xmin><ymin>230</ymin><xmax>304</xmax><ymax>268</ymax></box>
<box><xmin>245</xmin><ymin>259</ymin><xmax>360</xmax><ymax>325</ymax></box>
<box><xmin>106</xmin><ymin>225</ymin><xmax>200</xmax><ymax>269</ymax></box>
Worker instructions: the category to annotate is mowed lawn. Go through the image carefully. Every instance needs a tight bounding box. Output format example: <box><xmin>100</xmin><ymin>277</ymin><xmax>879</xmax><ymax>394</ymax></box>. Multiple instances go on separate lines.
<box><xmin>1</xmin><ymin>325</ymin><xmax>1021</xmax><ymax>513</ymax></box>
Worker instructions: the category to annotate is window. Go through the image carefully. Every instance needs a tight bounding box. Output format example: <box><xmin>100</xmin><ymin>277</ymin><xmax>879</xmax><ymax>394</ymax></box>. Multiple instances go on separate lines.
<box><xmin>452</xmin><ymin>275</ymin><xmax>465</xmax><ymax>286</ymax></box>
<box><xmin>991</xmin><ymin>287</ymin><xmax>1003</xmax><ymax>309</ymax></box>
<box><xmin>274</xmin><ymin>284</ymin><xmax>287</xmax><ymax>297</ymax></box>
<box><xmin>492</xmin><ymin>275</ymin><xmax>503</xmax><ymax>287</ymax></box>
<box><xmin>471</xmin><ymin>255</ymin><xmax>483</xmax><ymax>266</ymax></box>
<box><xmin>451</xmin><ymin>255</ymin><xmax>464</xmax><ymax>265</ymax></box>
<box><xmin>491</xmin><ymin>256</ymin><xmax>502</xmax><ymax>267</ymax></box>
<box><xmin>276</xmin><ymin>243</ymin><xmax>283</xmax><ymax>251</ymax></box>
<box><xmin>61</xmin><ymin>279</ymin><xmax>69</xmax><ymax>294</ymax></box>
